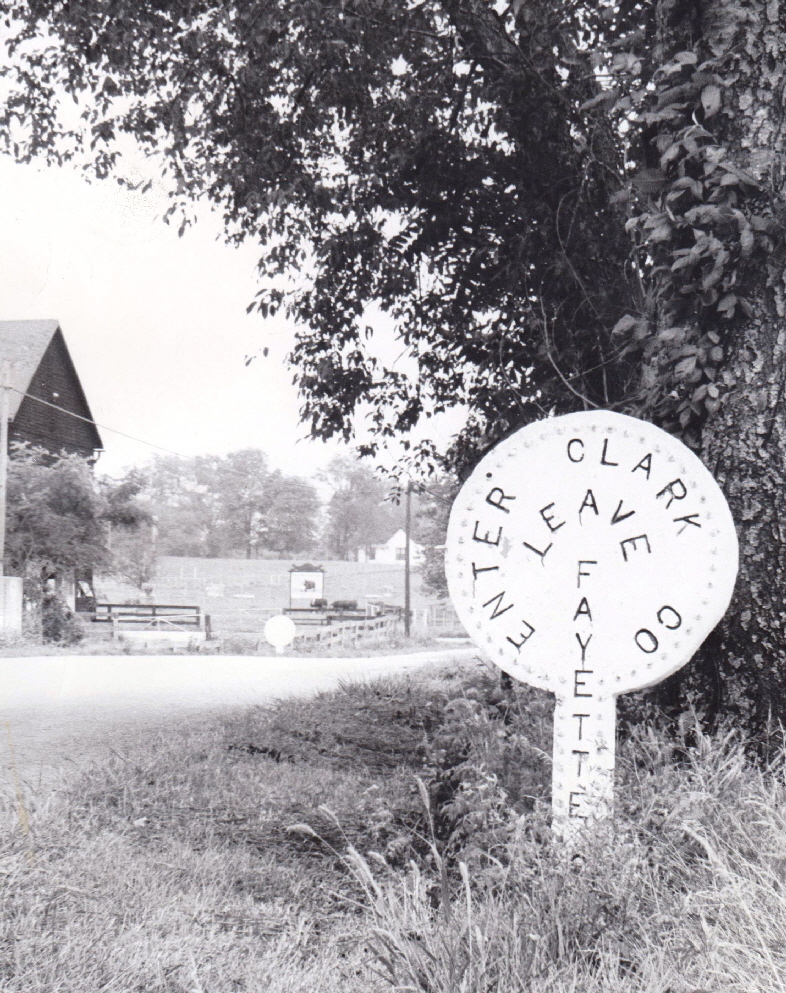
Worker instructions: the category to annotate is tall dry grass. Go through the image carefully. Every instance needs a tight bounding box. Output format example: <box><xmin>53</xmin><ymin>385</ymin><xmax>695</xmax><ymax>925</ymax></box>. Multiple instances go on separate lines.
<box><xmin>343</xmin><ymin>724</ymin><xmax>786</xmax><ymax>993</ymax></box>
<box><xmin>2</xmin><ymin>661</ymin><xmax>786</xmax><ymax>991</ymax></box>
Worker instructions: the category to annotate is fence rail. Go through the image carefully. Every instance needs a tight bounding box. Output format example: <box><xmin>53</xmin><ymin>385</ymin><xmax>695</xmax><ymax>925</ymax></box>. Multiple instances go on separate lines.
<box><xmin>94</xmin><ymin>603</ymin><xmax>202</xmax><ymax>631</ymax></box>
<box><xmin>294</xmin><ymin>614</ymin><xmax>401</xmax><ymax>648</ymax></box>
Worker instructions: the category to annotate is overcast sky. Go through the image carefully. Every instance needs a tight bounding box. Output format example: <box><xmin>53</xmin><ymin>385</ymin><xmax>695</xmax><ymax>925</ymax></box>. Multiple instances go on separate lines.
<box><xmin>0</xmin><ymin>154</ymin><xmax>348</xmax><ymax>480</ymax></box>
<box><xmin>0</xmin><ymin>150</ymin><xmax>465</xmax><ymax>486</ymax></box>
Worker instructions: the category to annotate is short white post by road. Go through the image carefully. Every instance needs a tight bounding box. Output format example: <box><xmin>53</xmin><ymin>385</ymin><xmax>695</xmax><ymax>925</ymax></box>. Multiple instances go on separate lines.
<box><xmin>445</xmin><ymin>410</ymin><xmax>739</xmax><ymax>838</ymax></box>
<box><xmin>264</xmin><ymin>614</ymin><xmax>297</xmax><ymax>656</ymax></box>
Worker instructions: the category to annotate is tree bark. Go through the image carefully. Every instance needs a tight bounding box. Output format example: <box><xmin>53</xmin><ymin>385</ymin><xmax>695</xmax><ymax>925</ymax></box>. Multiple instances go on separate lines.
<box><xmin>653</xmin><ymin>0</ymin><xmax>786</xmax><ymax>731</ymax></box>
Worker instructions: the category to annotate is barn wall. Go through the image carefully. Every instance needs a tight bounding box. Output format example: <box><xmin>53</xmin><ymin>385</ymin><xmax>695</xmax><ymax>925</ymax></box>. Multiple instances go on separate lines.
<box><xmin>10</xmin><ymin>330</ymin><xmax>102</xmax><ymax>458</ymax></box>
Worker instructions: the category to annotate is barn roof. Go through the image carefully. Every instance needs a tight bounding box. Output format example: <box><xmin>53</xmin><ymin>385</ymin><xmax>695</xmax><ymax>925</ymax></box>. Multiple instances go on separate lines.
<box><xmin>0</xmin><ymin>319</ymin><xmax>61</xmax><ymax>420</ymax></box>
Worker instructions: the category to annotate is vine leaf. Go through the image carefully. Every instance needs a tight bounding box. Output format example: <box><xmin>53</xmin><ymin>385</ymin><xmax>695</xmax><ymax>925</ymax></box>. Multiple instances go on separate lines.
<box><xmin>701</xmin><ymin>84</ymin><xmax>722</xmax><ymax>117</ymax></box>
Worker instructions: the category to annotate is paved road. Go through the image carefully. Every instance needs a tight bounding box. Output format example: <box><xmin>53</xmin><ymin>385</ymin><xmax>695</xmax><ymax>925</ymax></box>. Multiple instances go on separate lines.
<box><xmin>0</xmin><ymin>649</ymin><xmax>476</xmax><ymax>787</ymax></box>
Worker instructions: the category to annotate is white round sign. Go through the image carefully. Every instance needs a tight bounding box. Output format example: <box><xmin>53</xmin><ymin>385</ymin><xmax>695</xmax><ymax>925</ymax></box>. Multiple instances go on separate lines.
<box><xmin>445</xmin><ymin>411</ymin><xmax>739</xmax><ymax>830</ymax></box>
<box><xmin>446</xmin><ymin>410</ymin><xmax>738</xmax><ymax>694</ymax></box>
<box><xmin>264</xmin><ymin>614</ymin><xmax>297</xmax><ymax>655</ymax></box>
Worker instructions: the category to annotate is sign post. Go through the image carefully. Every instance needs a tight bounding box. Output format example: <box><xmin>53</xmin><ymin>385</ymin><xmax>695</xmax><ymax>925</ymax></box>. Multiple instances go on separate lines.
<box><xmin>445</xmin><ymin>411</ymin><xmax>738</xmax><ymax>835</ymax></box>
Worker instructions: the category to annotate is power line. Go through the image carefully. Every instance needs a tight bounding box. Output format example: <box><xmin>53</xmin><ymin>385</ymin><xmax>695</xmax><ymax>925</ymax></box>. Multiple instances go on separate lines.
<box><xmin>7</xmin><ymin>386</ymin><xmax>406</xmax><ymax>500</ymax></box>
<box><xmin>7</xmin><ymin>386</ymin><xmax>341</xmax><ymax>494</ymax></box>
<box><xmin>8</xmin><ymin>386</ymin><xmax>215</xmax><ymax>463</ymax></box>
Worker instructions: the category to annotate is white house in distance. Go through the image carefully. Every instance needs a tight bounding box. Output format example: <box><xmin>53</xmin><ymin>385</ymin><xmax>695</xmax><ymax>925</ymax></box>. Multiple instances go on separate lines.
<box><xmin>357</xmin><ymin>528</ymin><xmax>425</xmax><ymax>565</ymax></box>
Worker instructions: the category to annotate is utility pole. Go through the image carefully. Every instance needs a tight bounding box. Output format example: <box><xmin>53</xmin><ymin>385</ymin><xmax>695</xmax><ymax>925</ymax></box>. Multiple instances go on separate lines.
<box><xmin>404</xmin><ymin>480</ymin><xmax>411</xmax><ymax>637</ymax></box>
<box><xmin>0</xmin><ymin>361</ymin><xmax>10</xmax><ymax>633</ymax></box>
<box><xmin>0</xmin><ymin>360</ymin><xmax>10</xmax><ymax>577</ymax></box>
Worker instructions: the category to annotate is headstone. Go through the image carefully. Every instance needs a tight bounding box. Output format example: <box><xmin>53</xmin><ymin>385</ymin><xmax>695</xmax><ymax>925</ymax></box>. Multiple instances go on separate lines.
<box><xmin>445</xmin><ymin>410</ymin><xmax>738</xmax><ymax>835</ymax></box>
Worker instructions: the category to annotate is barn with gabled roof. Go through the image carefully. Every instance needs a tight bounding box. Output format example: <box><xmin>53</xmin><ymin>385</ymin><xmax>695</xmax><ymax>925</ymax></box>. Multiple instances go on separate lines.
<box><xmin>0</xmin><ymin>320</ymin><xmax>103</xmax><ymax>459</ymax></box>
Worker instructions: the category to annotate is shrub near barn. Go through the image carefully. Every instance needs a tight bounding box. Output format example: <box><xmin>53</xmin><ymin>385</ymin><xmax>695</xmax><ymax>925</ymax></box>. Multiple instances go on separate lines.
<box><xmin>5</xmin><ymin>446</ymin><xmax>148</xmax><ymax>641</ymax></box>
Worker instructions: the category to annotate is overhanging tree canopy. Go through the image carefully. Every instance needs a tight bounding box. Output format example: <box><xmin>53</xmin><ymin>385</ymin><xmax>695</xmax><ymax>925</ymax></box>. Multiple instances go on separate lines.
<box><xmin>4</xmin><ymin>0</ymin><xmax>786</xmax><ymax>729</ymax></box>
<box><xmin>1</xmin><ymin>0</ymin><xmax>641</xmax><ymax>464</ymax></box>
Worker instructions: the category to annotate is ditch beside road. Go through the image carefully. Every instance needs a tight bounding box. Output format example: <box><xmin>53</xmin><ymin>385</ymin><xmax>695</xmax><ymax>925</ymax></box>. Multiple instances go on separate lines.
<box><xmin>0</xmin><ymin>648</ymin><xmax>477</xmax><ymax>785</ymax></box>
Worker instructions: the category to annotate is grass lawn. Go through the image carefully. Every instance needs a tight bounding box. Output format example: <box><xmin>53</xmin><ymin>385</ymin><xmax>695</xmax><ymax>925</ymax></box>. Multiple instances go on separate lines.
<box><xmin>3</xmin><ymin>658</ymin><xmax>786</xmax><ymax>991</ymax></box>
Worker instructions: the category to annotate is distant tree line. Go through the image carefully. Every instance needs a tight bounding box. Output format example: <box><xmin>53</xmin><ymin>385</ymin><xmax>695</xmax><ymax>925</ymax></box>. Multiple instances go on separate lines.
<box><xmin>131</xmin><ymin>449</ymin><xmax>321</xmax><ymax>559</ymax></box>
<box><xmin>109</xmin><ymin>450</ymin><xmax>433</xmax><ymax>563</ymax></box>
<box><xmin>5</xmin><ymin>445</ymin><xmax>449</xmax><ymax>632</ymax></box>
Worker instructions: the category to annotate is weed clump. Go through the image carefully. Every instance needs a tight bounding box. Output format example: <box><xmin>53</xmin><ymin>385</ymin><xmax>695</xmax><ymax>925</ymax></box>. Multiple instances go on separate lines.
<box><xmin>346</xmin><ymin>720</ymin><xmax>786</xmax><ymax>992</ymax></box>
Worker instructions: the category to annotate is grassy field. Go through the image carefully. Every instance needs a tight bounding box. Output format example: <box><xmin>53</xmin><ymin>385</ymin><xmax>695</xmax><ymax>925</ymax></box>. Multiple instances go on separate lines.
<box><xmin>97</xmin><ymin>556</ymin><xmax>454</xmax><ymax>635</ymax></box>
<box><xmin>3</xmin><ymin>658</ymin><xmax>786</xmax><ymax>991</ymax></box>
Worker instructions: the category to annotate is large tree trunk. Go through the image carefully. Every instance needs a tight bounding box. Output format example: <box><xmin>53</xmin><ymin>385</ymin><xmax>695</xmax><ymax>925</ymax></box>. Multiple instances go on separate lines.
<box><xmin>645</xmin><ymin>1</ymin><xmax>786</xmax><ymax>733</ymax></box>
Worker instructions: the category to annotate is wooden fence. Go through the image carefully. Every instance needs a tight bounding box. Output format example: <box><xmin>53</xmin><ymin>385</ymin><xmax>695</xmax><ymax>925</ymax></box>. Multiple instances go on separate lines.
<box><xmin>94</xmin><ymin>603</ymin><xmax>202</xmax><ymax>634</ymax></box>
<box><xmin>294</xmin><ymin>613</ymin><xmax>401</xmax><ymax>648</ymax></box>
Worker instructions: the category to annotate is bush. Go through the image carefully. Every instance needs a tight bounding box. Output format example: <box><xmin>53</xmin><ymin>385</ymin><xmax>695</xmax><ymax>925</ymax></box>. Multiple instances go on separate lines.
<box><xmin>41</xmin><ymin>596</ymin><xmax>84</xmax><ymax>644</ymax></box>
<box><xmin>230</xmin><ymin>661</ymin><xmax>553</xmax><ymax>867</ymax></box>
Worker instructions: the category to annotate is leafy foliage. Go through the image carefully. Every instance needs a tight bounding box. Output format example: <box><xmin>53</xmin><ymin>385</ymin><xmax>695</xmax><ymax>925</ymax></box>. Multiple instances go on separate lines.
<box><xmin>415</xmin><ymin>477</ymin><xmax>458</xmax><ymax>599</ymax></box>
<box><xmin>109</xmin><ymin>522</ymin><xmax>158</xmax><ymax>592</ymax></box>
<box><xmin>589</xmin><ymin>12</ymin><xmax>776</xmax><ymax>445</ymax></box>
<box><xmin>0</xmin><ymin>2</ymin><xmax>781</xmax><ymax>463</ymax></box>
<box><xmin>6</xmin><ymin>444</ymin><xmax>111</xmax><ymax>590</ymax></box>
<box><xmin>0</xmin><ymin>0</ymin><xmax>640</xmax><ymax>473</ymax></box>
